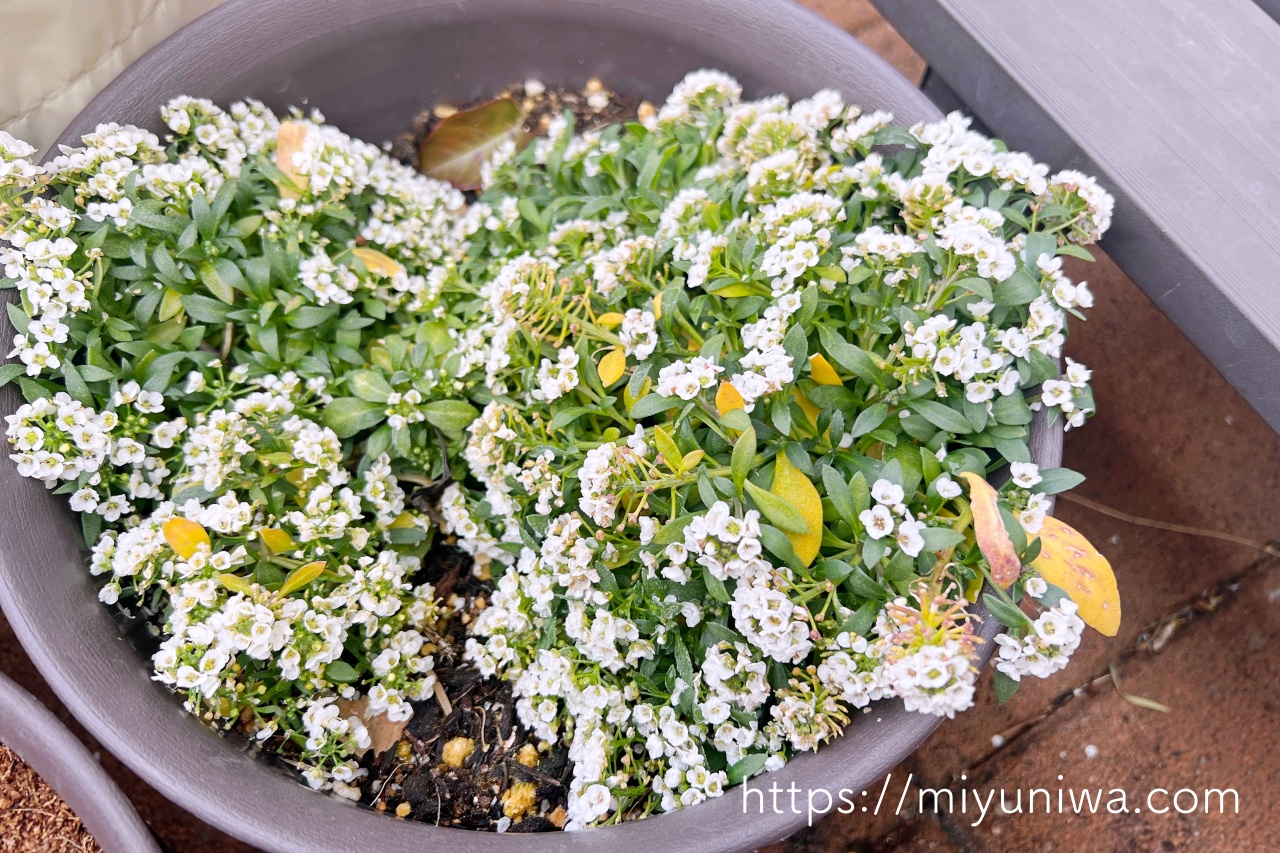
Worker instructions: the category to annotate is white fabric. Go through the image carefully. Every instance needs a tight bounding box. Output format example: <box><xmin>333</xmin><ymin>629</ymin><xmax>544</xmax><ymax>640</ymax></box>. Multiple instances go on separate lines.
<box><xmin>0</xmin><ymin>0</ymin><xmax>228</xmax><ymax>153</ymax></box>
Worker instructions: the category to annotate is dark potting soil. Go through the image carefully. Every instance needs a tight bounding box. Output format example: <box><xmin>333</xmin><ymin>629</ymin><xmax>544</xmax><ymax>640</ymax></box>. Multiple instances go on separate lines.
<box><xmin>0</xmin><ymin>744</ymin><xmax>102</xmax><ymax>853</ymax></box>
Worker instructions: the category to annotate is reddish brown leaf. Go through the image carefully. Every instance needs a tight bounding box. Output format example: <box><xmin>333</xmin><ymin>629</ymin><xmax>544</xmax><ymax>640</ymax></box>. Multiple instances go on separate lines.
<box><xmin>956</xmin><ymin>471</ymin><xmax>1022</xmax><ymax>588</ymax></box>
<box><xmin>417</xmin><ymin>98</ymin><xmax>528</xmax><ymax>190</ymax></box>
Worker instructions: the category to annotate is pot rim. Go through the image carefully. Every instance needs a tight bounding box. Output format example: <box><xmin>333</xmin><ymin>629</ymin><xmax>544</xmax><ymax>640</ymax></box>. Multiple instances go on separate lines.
<box><xmin>0</xmin><ymin>1</ymin><xmax>1064</xmax><ymax>850</ymax></box>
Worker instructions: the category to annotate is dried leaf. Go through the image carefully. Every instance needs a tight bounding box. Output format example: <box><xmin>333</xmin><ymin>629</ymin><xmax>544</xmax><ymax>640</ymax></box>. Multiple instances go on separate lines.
<box><xmin>808</xmin><ymin>353</ymin><xmax>842</xmax><ymax>386</ymax></box>
<box><xmin>350</xmin><ymin>247</ymin><xmax>404</xmax><ymax>278</ymax></box>
<box><xmin>278</xmin><ymin>560</ymin><xmax>325</xmax><ymax>598</ymax></box>
<box><xmin>336</xmin><ymin>696</ymin><xmax>408</xmax><ymax>757</ymax></box>
<box><xmin>275</xmin><ymin>120</ymin><xmax>310</xmax><ymax>199</ymax></box>
<box><xmin>715</xmin><ymin>380</ymin><xmax>745</xmax><ymax>415</ymax></box>
<box><xmin>1032</xmin><ymin>515</ymin><xmax>1121</xmax><ymax>636</ymax></box>
<box><xmin>259</xmin><ymin>527</ymin><xmax>295</xmax><ymax>554</ymax></box>
<box><xmin>1109</xmin><ymin>664</ymin><xmax>1168</xmax><ymax>712</ymax></box>
<box><xmin>417</xmin><ymin>97</ymin><xmax>527</xmax><ymax>191</ymax></box>
<box><xmin>956</xmin><ymin>472</ymin><xmax>1021</xmax><ymax>588</ymax></box>
<box><xmin>771</xmin><ymin>452</ymin><xmax>823</xmax><ymax>566</ymax></box>
<box><xmin>598</xmin><ymin>348</ymin><xmax>626</xmax><ymax>386</ymax></box>
<box><xmin>163</xmin><ymin>517</ymin><xmax>210</xmax><ymax>559</ymax></box>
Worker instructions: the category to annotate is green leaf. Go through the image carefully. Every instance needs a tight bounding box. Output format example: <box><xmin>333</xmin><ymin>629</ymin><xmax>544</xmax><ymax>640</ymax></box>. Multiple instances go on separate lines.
<box><xmin>744</xmin><ymin>480</ymin><xmax>807</xmax><ymax>534</ymax></box>
<box><xmin>993</xmin><ymin>269</ymin><xmax>1040</xmax><ymax>306</ymax></box>
<box><xmin>822</xmin><ymin>466</ymin><xmax>858</xmax><ymax>529</ymax></box>
<box><xmin>993</xmin><ymin>670</ymin><xmax>1020</xmax><ymax>704</ymax></box>
<box><xmin>321</xmin><ymin>397</ymin><xmax>385</xmax><ymax>438</ymax></box>
<box><xmin>422</xmin><ymin>399</ymin><xmax>479</xmax><ymax>433</ymax></box>
<box><xmin>731</xmin><ymin>424</ymin><xmax>756</xmax><ymax>495</ymax></box>
<box><xmin>849</xmin><ymin>402</ymin><xmax>889</xmax><ymax>439</ymax></box>
<box><xmin>920</xmin><ymin>527</ymin><xmax>966</xmax><ymax>552</ymax></box>
<box><xmin>1034</xmin><ymin>467</ymin><xmax>1086</xmax><ymax>495</ymax></box>
<box><xmin>726</xmin><ymin>754</ymin><xmax>768</xmax><ymax>786</ymax></box>
<box><xmin>199</xmin><ymin>259</ymin><xmax>244</xmax><ymax>304</ymax></box>
<box><xmin>849</xmin><ymin>471</ymin><xmax>870</xmax><ymax>515</ymax></box>
<box><xmin>0</xmin><ymin>363</ymin><xmax>26</xmax><ymax>389</ymax></box>
<box><xmin>324</xmin><ymin>660</ymin><xmax>360</xmax><ymax>684</ymax></box>
<box><xmin>417</xmin><ymin>97</ymin><xmax>528</xmax><ymax>191</ymax></box>
<box><xmin>653</xmin><ymin>513</ymin><xmax>695</xmax><ymax>546</ymax></box>
<box><xmin>983</xmin><ymin>593</ymin><xmax>1033</xmax><ymax>630</ymax></box>
<box><xmin>630</xmin><ymin>392</ymin><xmax>683</xmax><ymax>420</ymax></box>
<box><xmin>62</xmin><ymin>361</ymin><xmax>93</xmax><ymax>406</ymax></box>
<box><xmin>704</xmin><ymin>570</ymin><xmax>730</xmax><ymax>603</ymax></box>
<box><xmin>909</xmin><ymin>399</ymin><xmax>972</xmax><ymax>434</ymax></box>
<box><xmin>346</xmin><ymin>369</ymin><xmax>394</xmax><ymax>404</ymax></box>
<box><xmin>817</xmin><ymin>325</ymin><xmax>885</xmax><ymax>386</ymax></box>
<box><xmin>180</xmin><ymin>293</ymin><xmax>232</xmax><ymax>324</ymax></box>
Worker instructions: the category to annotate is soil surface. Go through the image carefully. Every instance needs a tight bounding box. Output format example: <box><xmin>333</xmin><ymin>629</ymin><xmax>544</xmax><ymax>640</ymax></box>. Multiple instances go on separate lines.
<box><xmin>0</xmin><ymin>744</ymin><xmax>102</xmax><ymax>853</ymax></box>
<box><xmin>356</xmin><ymin>542</ymin><xmax>571</xmax><ymax>831</ymax></box>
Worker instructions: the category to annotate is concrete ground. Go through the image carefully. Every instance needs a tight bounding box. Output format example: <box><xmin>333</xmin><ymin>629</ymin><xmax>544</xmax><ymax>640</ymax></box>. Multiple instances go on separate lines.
<box><xmin>1</xmin><ymin>2</ymin><xmax>1276</xmax><ymax>850</ymax></box>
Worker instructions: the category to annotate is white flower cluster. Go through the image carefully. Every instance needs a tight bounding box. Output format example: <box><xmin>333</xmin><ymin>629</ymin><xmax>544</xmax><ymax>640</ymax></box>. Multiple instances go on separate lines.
<box><xmin>993</xmin><ymin>597</ymin><xmax>1086</xmax><ymax>682</ymax></box>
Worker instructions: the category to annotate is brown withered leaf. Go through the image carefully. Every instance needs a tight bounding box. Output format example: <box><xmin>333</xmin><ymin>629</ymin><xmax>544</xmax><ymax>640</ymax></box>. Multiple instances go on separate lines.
<box><xmin>956</xmin><ymin>471</ymin><xmax>1021</xmax><ymax>588</ymax></box>
<box><xmin>337</xmin><ymin>696</ymin><xmax>408</xmax><ymax>758</ymax></box>
<box><xmin>417</xmin><ymin>97</ymin><xmax>529</xmax><ymax>190</ymax></box>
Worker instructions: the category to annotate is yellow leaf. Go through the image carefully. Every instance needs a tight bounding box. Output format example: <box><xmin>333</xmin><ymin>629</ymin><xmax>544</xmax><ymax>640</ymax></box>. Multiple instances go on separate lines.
<box><xmin>1032</xmin><ymin>516</ymin><xmax>1121</xmax><ymax>636</ymax></box>
<box><xmin>715</xmin><ymin>380</ymin><xmax>745</xmax><ymax>415</ymax></box>
<box><xmin>218</xmin><ymin>573</ymin><xmax>255</xmax><ymax>596</ymax></box>
<box><xmin>791</xmin><ymin>388</ymin><xmax>821</xmax><ymax>427</ymax></box>
<box><xmin>652</xmin><ymin>293</ymin><xmax>663</xmax><ymax>320</ymax></box>
<box><xmin>682</xmin><ymin>449</ymin><xmax>706</xmax><ymax>470</ymax></box>
<box><xmin>389</xmin><ymin>512</ymin><xmax>417</xmax><ymax>530</ymax></box>
<box><xmin>624</xmin><ymin>377</ymin><xmax>651</xmax><ymax>410</ymax></box>
<box><xmin>275</xmin><ymin>120</ymin><xmax>310</xmax><ymax>199</ymax></box>
<box><xmin>597</xmin><ymin>348</ymin><xmax>627</xmax><ymax>386</ymax></box>
<box><xmin>808</xmin><ymin>354</ymin><xmax>842</xmax><ymax>386</ymax></box>
<box><xmin>597</xmin><ymin>312</ymin><xmax>625</xmax><ymax>327</ymax></box>
<box><xmin>350</xmin><ymin>247</ymin><xmax>405</xmax><ymax>278</ymax></box>
<box><xmin>163</xmin><ymin>517</ymin><xmax>210</xmax><ymax>560</ymax></box>
<box><xmin>278</xmin><ymin>560</ymin><xmax>326</xmax><ymax>598</ymax></box>
<box><xmin>259</xmin><ymin>528</ymin><xmax>295</xmax><ymax>554</ymax></box>
<box><xmin>771</xmin><ymin>453</ymin><xmax>823</xmax><ymax>566</ymax></box>
<box><xmin>956</xmin><ymin>472</ymin><xmax>1021</xmax><ymax>588</ymax></box>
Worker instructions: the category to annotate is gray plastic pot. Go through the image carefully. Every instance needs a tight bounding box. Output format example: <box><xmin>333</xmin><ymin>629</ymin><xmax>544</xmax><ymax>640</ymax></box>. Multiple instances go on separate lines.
<box><xmin>0</xmin><ymin>1</ymin><xmax>1064</xmax><ymax>851</ymax></box>
<box><xmin>0</xmin><ymin>672</ymin><xmax>161</xmax><ymax>853</ymax></box>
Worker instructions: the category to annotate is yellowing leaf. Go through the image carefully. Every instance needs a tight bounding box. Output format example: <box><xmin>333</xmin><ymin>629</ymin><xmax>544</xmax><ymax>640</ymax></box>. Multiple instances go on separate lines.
<box><xmin>389</xmin><ymin>512</ymin><xmax>417</xmax><ymax>530</ymax></box>
<box><xmin>163</xmin><ymin>517</ymin><xmax>210</xmax><ymax>559</ymax></box>
<box><xmin>418</xmin><ymin>97</ymin><xmax>528</xmax><ymax>191</ymax></box>
<box><xmin>259</xmin><ymin>527</ymin><xmax>295</xmax><ymax>554</ymax></box>
<box><xmin>597</xmin><ymin>312</ymin><xmax>625</xmax><ymax>327</ymax></box>
<box><xmin>652</xmin><ymin>292</ymin><xmax>663</xmax><ymax>320</ymax></box>
<box><xmin>158</xmin><ymin>288</ymin><xmax>185</xmax><ymax>322</ymax></box>
<box><xmin>682</xmin><ymin>449</ymin><xmax>705</xmax><ymax>470</ymax></box>
<box><xmin>1032</xmin><ymin>516</ymin><xmax>1121</xmax><ymax>636</ymax></box>
<box><xmin>716</xmin><ymin>380</ymin><xmax>745</xmax><ymax>415</ymax></box>
<box><xmin>624</xmin><ymin>376</ymin><xmax>651</xmax><ymax>410</ymax></box>
<box><xmin>653</xmin><ymin>425</ymin><xmax>682</xmax><ymax>473</ymax></box>
<box><xmin>218</xmin><ymin>573</ymin><xmax>255</xmax><ymax>596</ymax></box>
<box><xmin>350</xmin><ymin>247</ymin><xmax>405</xmax><ymax>278</ymax></box>
<box><xmin>278</xmin><ymin>560</ymin><xmax>326</xmax><ymax>598</ymax></box>
<box><xmin>956</xmin><ymin>472</ymin><xmax>1021</xmax><ymax>588</ymax></box>
<box><xmin>771</xmin><ymin>453</ymin><xmax>823</xmax><ymax>566</ymax></box>
<box><xmin>791</xmin><ymin>388</ymin><xmax>821</xmax><ymax>427</ymax></box>
<box><xmin>707</xmin><ymin>281</ymin><xmax>755</xmax><ymax>298</ymax></box>
<box><xmin>808</xmin><ymin>353</ymin><xmax>842</xmax><ymax>386</ymax></box>
<box><xmin>598</xmin><ymin>348</ymin><xmax>627</xmax><ymax>386</ymax></box>
<box><xmin>275</xmin><ymin>120</ymin><xmax>310</xmax><ymax>199</ymax></box>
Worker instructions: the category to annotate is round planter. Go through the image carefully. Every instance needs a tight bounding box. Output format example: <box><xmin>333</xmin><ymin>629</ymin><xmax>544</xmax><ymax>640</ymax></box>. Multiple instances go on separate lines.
<box><xmin>0</xmin><ymin>672</ymin><xmax>161</xmax><ymax>853</ymax></box>
<box><xmin>0</xmin><ymin>1</ymin><xmax>1065</xmax><ymax>851</ymax></box>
